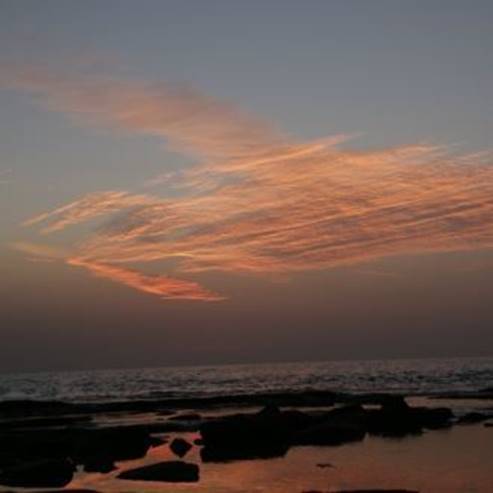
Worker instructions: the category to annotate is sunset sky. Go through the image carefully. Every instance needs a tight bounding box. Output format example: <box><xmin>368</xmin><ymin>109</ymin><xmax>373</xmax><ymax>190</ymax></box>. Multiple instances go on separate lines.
<box><xmin>1</xmin><ymin>1</ymin><xmax>492</xmax><ymax>372</ymax></box>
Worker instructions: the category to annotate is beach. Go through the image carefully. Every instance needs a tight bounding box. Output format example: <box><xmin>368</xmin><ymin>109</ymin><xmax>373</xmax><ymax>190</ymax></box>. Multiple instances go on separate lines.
<box><xmin>0</xmin><ymin>358</ymin><xmax>492</xmax><ymax>493</ymax></box>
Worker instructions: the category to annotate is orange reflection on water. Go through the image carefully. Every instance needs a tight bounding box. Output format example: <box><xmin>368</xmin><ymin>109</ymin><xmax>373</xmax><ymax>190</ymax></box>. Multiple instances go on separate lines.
<box><xmin>67</xmin><ymin>425</ymin><xmax>493</xmax><ymax>493</ymax></box>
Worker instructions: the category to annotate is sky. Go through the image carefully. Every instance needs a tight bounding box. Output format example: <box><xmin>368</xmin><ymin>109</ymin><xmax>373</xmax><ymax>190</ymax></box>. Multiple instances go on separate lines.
<box><xmin>0</xmin><ymin>1</ymin><xmax>492</xmax><ymax>372</ymax></box>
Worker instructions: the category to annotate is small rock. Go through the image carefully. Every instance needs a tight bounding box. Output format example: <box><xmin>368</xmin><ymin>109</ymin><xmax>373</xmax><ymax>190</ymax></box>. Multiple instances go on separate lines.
<box><xmin>170</xmin><ymin>437</ymin><xmax>193</xmax><ymax>458</ymax></box>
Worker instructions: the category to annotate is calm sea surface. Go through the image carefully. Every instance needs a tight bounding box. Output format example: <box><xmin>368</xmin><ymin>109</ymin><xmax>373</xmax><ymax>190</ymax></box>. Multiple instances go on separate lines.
<box><xmin>1</xmin><ymin>357</ymin><xmax>492</xmax><ymax>403</ymax></box>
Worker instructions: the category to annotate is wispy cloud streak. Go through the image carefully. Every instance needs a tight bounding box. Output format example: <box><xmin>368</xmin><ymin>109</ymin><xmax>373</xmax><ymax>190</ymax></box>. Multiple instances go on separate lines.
<box><xmin>24</xmin><ymin>191</ymin><xmax>158</xmax><ymax>233</ymax></box>
<box><xmin>0</xmin><ymin>168</ymin><xmax>12</xmax><ymax>184</ymax></box>
<box><xmin>67</xmin><ymin>258</ymin><xmax>225</xmax><ymax>301</ymax></box>
<box><xmin>0</xmin><ymin>63</ymin><xmax>284</xmax><ymax>160</ymax></box>
<box><xmin>4</xmin><ymin>65</ymin><xmax>493</xmax><ymax>301</ymax></box>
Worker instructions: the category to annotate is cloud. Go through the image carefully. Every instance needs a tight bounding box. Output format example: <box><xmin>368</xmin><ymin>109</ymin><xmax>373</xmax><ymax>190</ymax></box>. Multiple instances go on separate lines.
<box><xmin>0</xmin><ymin>63</ymin><xmax>284</xmax><ymax>160</ymax></box>
<box><xmin>23</xmin><ymin>191</ymin><xmax>157</xmax><ymax>233</ymax></box>
<box><xmin>4</xmin><ymin>65</ymin><xmax>493</xmax><ymax>301</ymax></box>
<box><xmin>67</xmin><ymin>258</ymin><xmax>224</xmax><ymax>301</ymax></box>
<box><xmin>11</xmin><ymin>241</ymin><xmax>67</xmax><ymax>261</ymax></box>
<box><xmin>0</xmin><ymin>168</ymin><xmax>12</xmax><ymax>184</ymax></box>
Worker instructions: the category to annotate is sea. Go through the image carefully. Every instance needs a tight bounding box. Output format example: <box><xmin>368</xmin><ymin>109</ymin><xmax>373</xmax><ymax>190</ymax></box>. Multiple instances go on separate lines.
<box><xmin>1</xmin><ymin>356</ymin><xmax>492</xmax><ymax>403</ymax></box>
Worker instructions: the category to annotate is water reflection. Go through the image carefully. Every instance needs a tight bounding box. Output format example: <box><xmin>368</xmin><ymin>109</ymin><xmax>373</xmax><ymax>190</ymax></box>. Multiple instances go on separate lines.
<box><xmin>68</xmin><ymin>425</ymin><xmax>493</xmax><ymax>493</ymax></box>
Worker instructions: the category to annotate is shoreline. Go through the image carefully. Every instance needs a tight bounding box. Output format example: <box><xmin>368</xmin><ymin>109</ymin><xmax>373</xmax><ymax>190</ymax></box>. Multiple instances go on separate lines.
<box><xmin>0</xmin><ymin>390</ymin><xmax>492</xmax><ymax>492</ymax></box>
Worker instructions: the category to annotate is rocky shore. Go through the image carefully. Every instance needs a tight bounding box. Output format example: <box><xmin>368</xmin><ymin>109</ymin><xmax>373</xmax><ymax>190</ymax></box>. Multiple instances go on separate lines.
<box><xmin>0</xmin><ymin>391</ymin><xmax>492</xmax><ymax>491</ymax></box>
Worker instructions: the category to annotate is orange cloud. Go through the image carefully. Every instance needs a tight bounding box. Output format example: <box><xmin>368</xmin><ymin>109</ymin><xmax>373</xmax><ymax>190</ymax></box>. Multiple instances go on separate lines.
<box><xmin>5</xmin><ymin>65</ymin><xmax>493</xmax><ymax>301</ymax></box>
<box><xmin>24</xmin><ymin>191</ymin><xmax>157</xmax><ymax>233</ymax></box>
<box><xmin>67</xmin><ymin>258</ymin><xmax>224</xmax><ymax>301</ymax></box>
<box><xmin>0</xmin><ymin>63</ymin><xmax>284</xmax><ymax>160</ymax></box>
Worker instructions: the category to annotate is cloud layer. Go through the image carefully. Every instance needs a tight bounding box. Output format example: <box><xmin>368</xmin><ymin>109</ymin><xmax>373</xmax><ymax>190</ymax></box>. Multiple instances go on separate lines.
<box><xmin>4</xmin><ymin>65</ymin><xmax>493</xmax><ymax>300</ymax></box>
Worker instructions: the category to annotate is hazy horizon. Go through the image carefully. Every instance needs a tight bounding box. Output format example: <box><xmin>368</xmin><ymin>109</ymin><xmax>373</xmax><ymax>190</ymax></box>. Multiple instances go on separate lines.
<box><xmin>2</xmin><ymin>352</ymin><xmax>493</xmax><ymax>376</ymax></box>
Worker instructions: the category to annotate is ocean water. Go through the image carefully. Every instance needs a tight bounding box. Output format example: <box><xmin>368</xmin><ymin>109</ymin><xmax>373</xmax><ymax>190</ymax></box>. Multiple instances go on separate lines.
<box><xmin>1</xmin><ymin>356</ymin><xmax>492</xmax><ymax>403</ymax></box>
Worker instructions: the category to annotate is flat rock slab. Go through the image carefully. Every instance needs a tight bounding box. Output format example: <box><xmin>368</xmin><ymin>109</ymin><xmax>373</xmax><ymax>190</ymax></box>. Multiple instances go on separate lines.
<box><xmin>0</xmin><ymin>459</ymin><xmax>74</xmax><ymax>488</ymax></box>
<box><xmin>118</xmin><ymin>460</ymin><xmax>199</xmax><ymax>482</ymax></box>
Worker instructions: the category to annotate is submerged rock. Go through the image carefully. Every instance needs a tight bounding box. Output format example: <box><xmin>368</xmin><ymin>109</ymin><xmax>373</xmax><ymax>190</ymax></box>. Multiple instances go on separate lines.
<box><xmin>0</xmin><ymin>458</ymin><xmax>74</xmax><ymax>488</ymax></box>
<box><xmin>118</xmin><ymin>461</ymin><xmax>199</xmax><ymax>482</ymax></box>
<box><xmin>457</xmin><ymin>412</ymin><xmax>492</xmax><ymax>424</ymax></box>
<box><xmin>170</xmin><ymin>437</ymin><xmax>193</xmax><ymax>458</ymax></box>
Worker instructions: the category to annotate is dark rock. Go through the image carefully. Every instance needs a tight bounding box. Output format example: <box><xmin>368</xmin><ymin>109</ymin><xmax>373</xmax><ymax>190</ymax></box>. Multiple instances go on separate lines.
<box><xmin>83</xmin><ymin>457</ymin><xmax>116</xmax><ymax>473</ymax></box>
<box><xmin>0</xmin><ymin>429</ymin><xmax>73</xmax><ymax>469</ymax></box>
<box><xmin>0</xmin><ymin>390</ymin><xmax>342</xmax><ymax>422</ymax></box>
<box><xmin>413</xmin><ymin>407</ymin><xmax>453</xmax><ymax>430</ymax></box>
<box><xmin>200</xmin><ymin>440</ymin><xmax>289</xmax><ymax>463</ymax></box>
<box><xmin>0</xmin><ymin>400</ymin><xmax>77</xmax><ymax>419</ymax></box>
<box><xmin>200</xmin><ymin>406</ymin><xmax>291</xmax><ymax>462</ymax></box>
<box><xmin>367</xmin><ymin>410</ymin><xmax>422</xmax><ymax>437</ymax></box>
<box><xmin>156</xmin><ymin>409</ymin><xmax>174</xmax><ymax>416</ymax></box>
<box><xmin>170</xmin><ymin>437</ymin><xmax>193</xmax><ymax>458</ymax></box>
<box><xmin>150</xmin><ymin>435</ymin><xmax>168</xmax><ymax>447</ymax></box>
<box><xmin>0</xmin><ymin>415</ymin><xmax>92</xmax><ymax>431</ymax></box>
<box><xmin>316</xmin><ymin>462</ymin><xmax>334</xmax><ymax>468</ymax></box>
<box><xmin>291</xmin><ymin>422</ymin><xmax>365</xmax><ymax>446</ymax></box>
<box><xmin>367</xmin><ymin>399</ymin><xmax>452</xmax><ymax>437</ymax></box>
<box><xmin>0</xmin><ymin>458</ymin><xmax>74</xmax><ymax>488</ymax></box>
<box><xmin>291</xmin><ymin>405</ymin><xmax>366</xmax><ymax>446</ymax></box>
<box><xmin>0</xmin><ymin>424</ymin><xmax>166</xmax><ymax>472</ymax></box>
<box><xmin>350</xmin><ymin>394</ymin><xmax>408</xmax><ymax>409</ymax></box>
<box><xmin>194</xmin><ymin>437</ymin><xmax>204</xmax><ymax>446</ymax></box>
<box><xmin>457</xmin><ymin>412</ymin><xmax>492</xmax><ymax>424</ymax></box>
<box><xmin>143</xmin><ymin>420</ymin><xmax>198</xmax><ymax>433</ymax></box>
<box><xmin>431</xmin><ymin>390</ymin><xmax>493</xmax><ymax>400</ymax></box>
<box><xmin>74</xmin><ymin>426</ymin><xmax>154</xmax><ymax>465</ymax></box>
<box><xmin>118</xmin><ymin>461</ymin><xmax>199</xmax><ymax>482</ymax></box>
